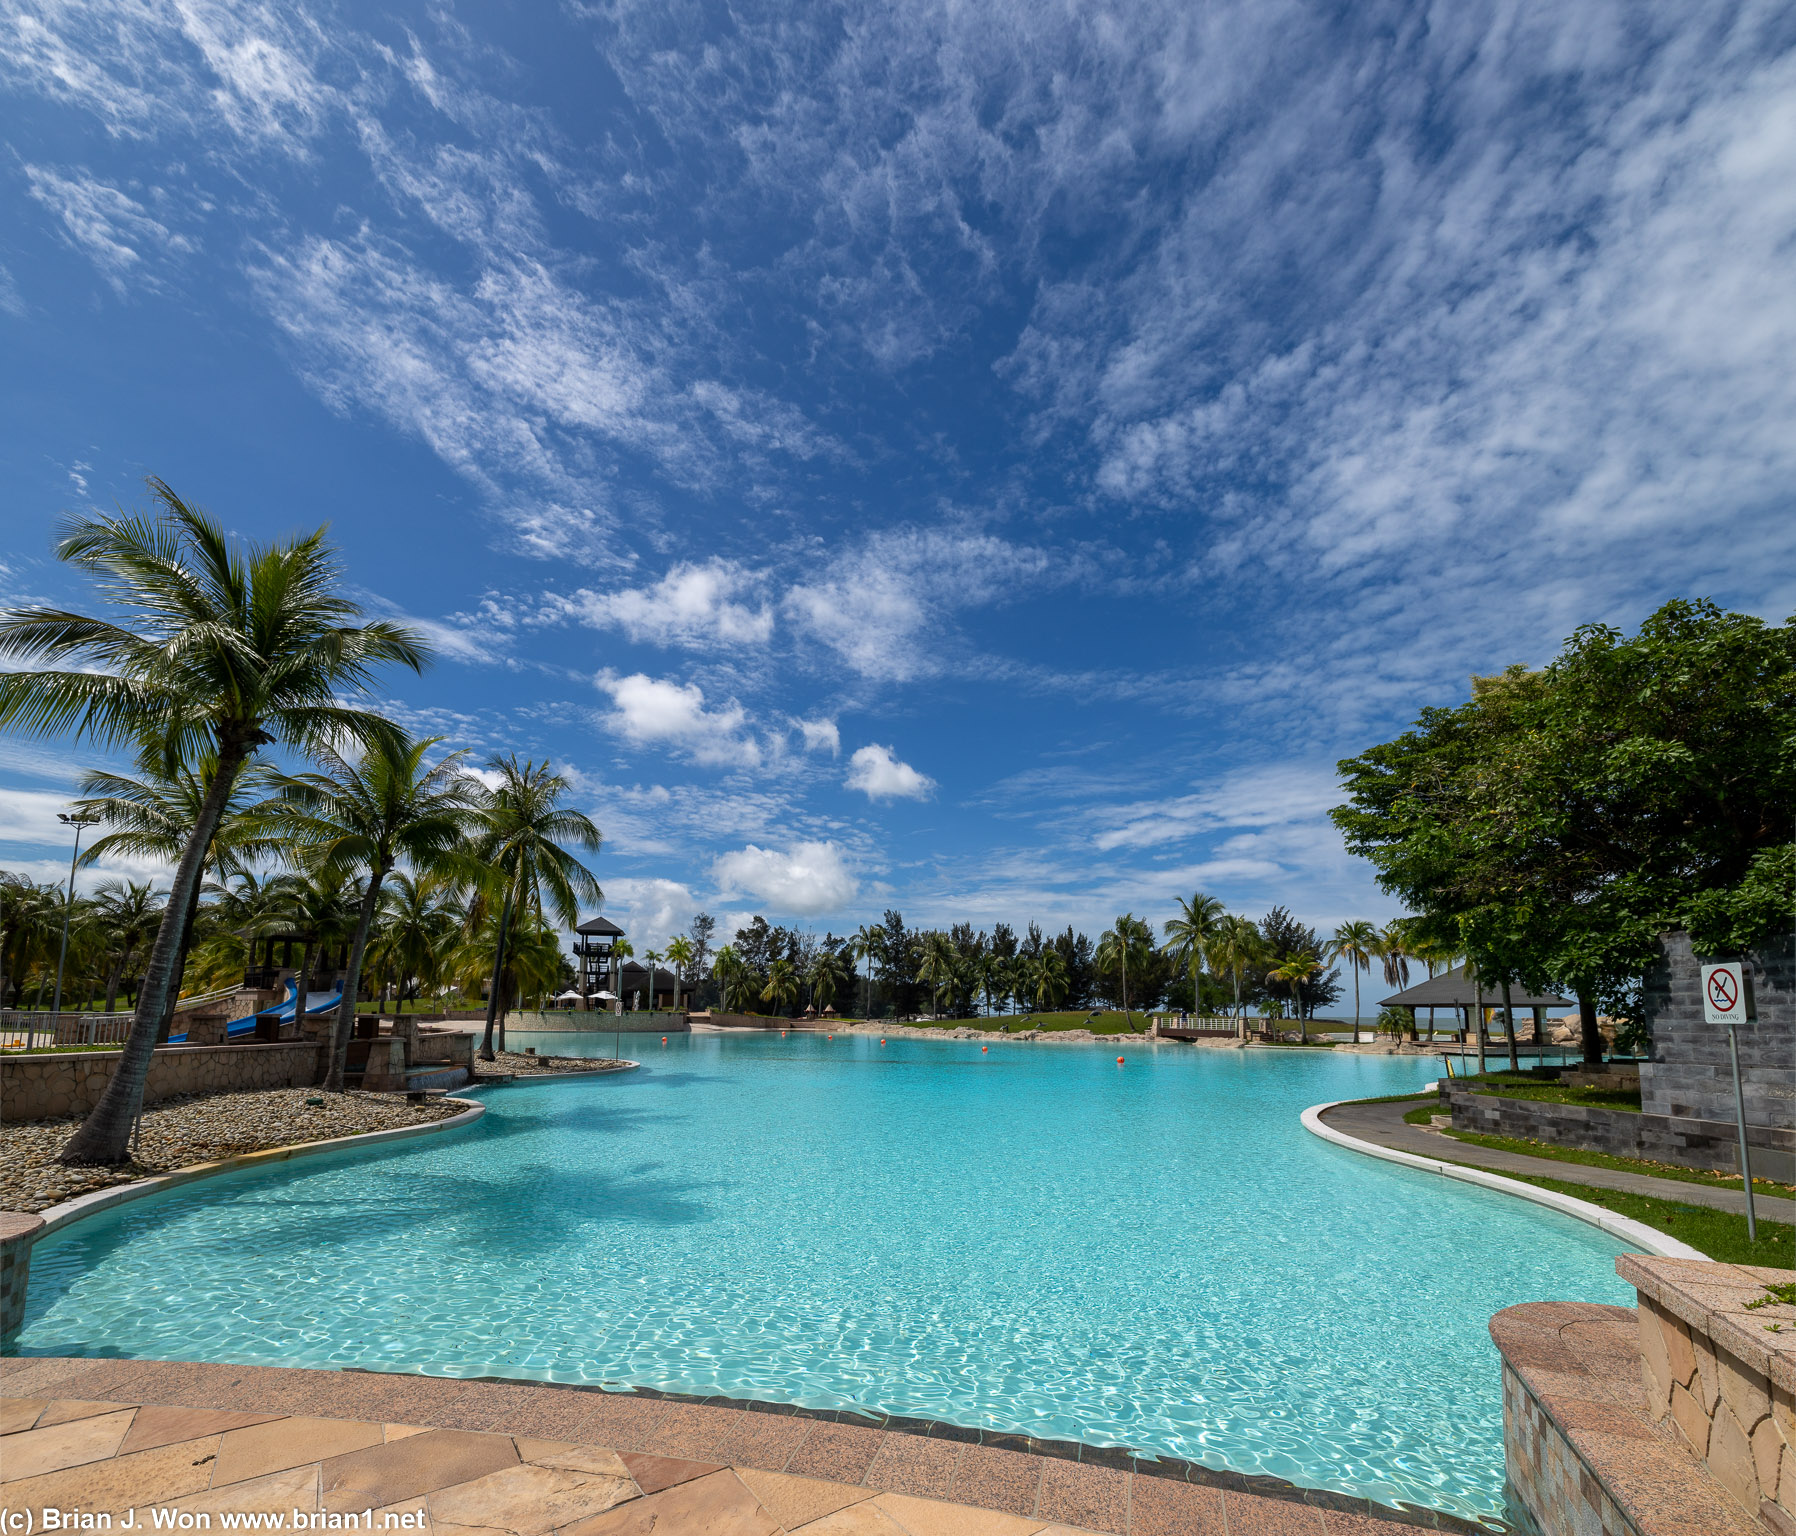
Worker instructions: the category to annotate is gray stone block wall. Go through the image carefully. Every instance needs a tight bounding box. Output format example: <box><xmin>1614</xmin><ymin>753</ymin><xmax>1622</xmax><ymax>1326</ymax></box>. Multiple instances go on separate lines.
<box><xmin>1638</xmin><ymin>930</ymin><xmax>1793</xmax><ymax>1131</ymax></box>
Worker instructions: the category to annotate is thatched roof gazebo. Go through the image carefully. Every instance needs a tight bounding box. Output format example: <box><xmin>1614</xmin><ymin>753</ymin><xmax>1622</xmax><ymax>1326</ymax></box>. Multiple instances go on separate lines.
<box><xmin>1381</xmin><ymin>964</ymin><xmax>1570</xmax><ymax>1041</ymax></box>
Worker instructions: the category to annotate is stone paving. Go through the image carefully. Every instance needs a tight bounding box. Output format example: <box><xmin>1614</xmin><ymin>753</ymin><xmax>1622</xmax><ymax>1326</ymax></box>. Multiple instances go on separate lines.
<box><xmin>1322</xmin><ymin>1098</ymin><xmax>1796</xmax><ymax>1224</ymax></box>
<box><xmin>0</xmin><ymin>1358</ymin><xmax>1430</xmax><ymax>1536</ymax></box>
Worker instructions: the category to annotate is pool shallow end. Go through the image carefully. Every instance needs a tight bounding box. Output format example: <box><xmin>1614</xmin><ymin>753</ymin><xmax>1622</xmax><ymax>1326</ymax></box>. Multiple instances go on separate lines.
<box><xmin>1301</xmin><ymin>1100</ymin><xmax>1704</xmax><ymax>1259</ymax></box>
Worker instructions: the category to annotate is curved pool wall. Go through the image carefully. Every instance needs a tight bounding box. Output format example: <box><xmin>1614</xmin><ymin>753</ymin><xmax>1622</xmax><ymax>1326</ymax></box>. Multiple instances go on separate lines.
<box><xmin>18</xmin><ymin>1032</ymin><xmax>1638</xmax><ymax>1522</ymax></box>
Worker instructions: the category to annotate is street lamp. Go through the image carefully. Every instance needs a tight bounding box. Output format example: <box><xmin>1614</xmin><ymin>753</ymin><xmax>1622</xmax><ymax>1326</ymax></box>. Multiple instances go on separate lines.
<box><xmin>51</xmin><ymin>809</ymin><xmax>102</xmax><ymax>1022</ymax></box>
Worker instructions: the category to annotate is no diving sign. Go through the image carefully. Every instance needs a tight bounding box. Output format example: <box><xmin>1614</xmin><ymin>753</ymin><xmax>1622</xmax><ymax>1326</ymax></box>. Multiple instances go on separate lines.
<box><xmin>1701</xmin><ymin>961</ymin><xmax>1752</xmax><ymax>1025</ymax></box>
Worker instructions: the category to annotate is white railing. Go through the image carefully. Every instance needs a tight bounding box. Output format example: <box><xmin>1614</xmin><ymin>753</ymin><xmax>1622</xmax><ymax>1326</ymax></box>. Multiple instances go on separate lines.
<box><xmin>1</xmin><ymin>1010</ymin><xmax>137</xmax><ymax>1049</ymax></box>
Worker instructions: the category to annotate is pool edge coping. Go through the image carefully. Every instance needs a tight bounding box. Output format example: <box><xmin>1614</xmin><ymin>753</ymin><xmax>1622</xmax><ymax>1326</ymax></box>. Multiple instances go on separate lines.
<box><xmin>1302</xmin><ymin>1100</ymin><xmax>1705</xmax><ymax>1259</ymax></box>
<box><xmin>28</xmin><ymin>1096</ymin><xmax>489</xmax><ymax>1241</ymax></box>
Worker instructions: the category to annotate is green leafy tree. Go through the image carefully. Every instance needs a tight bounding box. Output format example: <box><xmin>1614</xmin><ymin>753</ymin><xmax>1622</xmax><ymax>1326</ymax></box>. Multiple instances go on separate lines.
<box><xmin>369</xmin><ymin>871</ymin><xmax>460</xmax><ymax>1010</ymax></box>
<box><xmin>916</xmin><ymin>931</ymin><xmax>956</xmax><ymax>1018</ymax></box>
<box><xmin>849</xmin><ymin>924</ymin><xmax>880</xmax><ymax>1018</ymax></box>
<box><xmin>1023</xmin><ymin>947</ymin><xmax>1068</xmax><ymax>1011</ymax></box>
<box><xmin>0</xmin><ymin>483</ymin><xmax>426</xmax><ymax>1163</ymax></box>
<box><xmin>91</xmin><ymin>879</ymin><xmax>166</xmax><ymax>1013</ymax></box>
<box><xmin>1335</xmin><ymin>599</ymin><xmax>1795</xmax><ymax>1064</ymax></box>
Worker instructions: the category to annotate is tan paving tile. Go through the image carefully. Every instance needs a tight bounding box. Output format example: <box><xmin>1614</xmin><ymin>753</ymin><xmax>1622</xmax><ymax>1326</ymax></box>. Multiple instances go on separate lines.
<box><xmin>735</xmin><ymin>1467</ymin><xmax>875</xmax><ymax>1527</ymax></box>
<box><xmin>427</xmin><ymin>1462</ymin><xmax>635</xmax><ymax>1534</ymax></box>
<box><xmin>120</xmin><ymin>1404</ymin><xmax>284</xmax><ymax>1456</ymax></box>
<box><xmin>514</xmin><ymin>1441</ymin><xmax>629</xmax><ymax>1477</ymax></box>
<box><xmin>35</xmin><ymin>1399</ymin><xmax>135</xmax><ymax>1430</ymax></box>
<box><xmin>948</xmin><ymin>1445</ymin><xmax>1044</xmax><ymax>1520</ymax></box>
<box><xmin>863</xmin><ymin>1434</ymin><xmax>963</xmax><ymax>1500</ymax></box>
<box><xmin>1</xmin><ymin>1406</ymin><xmax>137</xmax><ymax>1481</ymax></box>
<box><xmin>1125</xmin><ymin>1476</ymin><xmax>1227</xmax><ymax>1536</ymax></box>
<box><xmin>169</xmin><ymin>1462</ymin><xmax>322</xmax><ymax>1519</ymax></box>
<box><xmin>870</xmin><ymin>1489</ymin><xmax>1042</xmax><ymax>1536</ymax></box>
<box><xmin>373</xmin><ymin>1498</ymin><xmax>435</xmax><ymax>1536</ymax></box>
<box><xmin>321</xmin><ymin>1428</ymin><xmax>520</xmax><ymax>1514</ymax></box>
<box><xmin>1033</xmin><ymin>1526</ymin><xmax>1108</xmax><ymax>1535</ymax></box>
<box><xmin>389</xmin><ymin>1423</ymin><xmax>439</xmax><ymax>1441</ymax></box>
<box><xmin>213</xmin><ymin>1415</ymin><xmax>386</xmax><ymax>1486</ymax></box>
<box><xmin>0</xmin><ymin>1398</ymin><xmax>48</xmax><ymax>1435</ymax></box>
<box><xmin>1033</xmin><ymin>1461</ymin><xmax>1127</xmax><ymax>1534</ymax></box>
<box><xmin>789</xmin><ymin>1498</ymin><xmax>911</xmax><ymax>1535</ymax></box>
<box><xmin>619</xmin><ymin>1450</ymin><xmax>723</xmax><ymax>1494</ymax></box>
<box><xmin>559</xmin><ymin>1468</ymin><xmax>779</xmax><ymax>1536</ymax></box>
<box><xmin>3</xmin><ymin>1433</ymin><xmax>223</xmax><ymax>1517</ymax></box>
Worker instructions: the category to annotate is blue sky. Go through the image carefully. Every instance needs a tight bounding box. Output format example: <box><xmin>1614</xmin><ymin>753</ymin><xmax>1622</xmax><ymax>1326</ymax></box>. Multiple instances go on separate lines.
<box><xmin>1</xmin><ymin>0</ymin><xmax>1792</xmax><ymax>950</ymax></box>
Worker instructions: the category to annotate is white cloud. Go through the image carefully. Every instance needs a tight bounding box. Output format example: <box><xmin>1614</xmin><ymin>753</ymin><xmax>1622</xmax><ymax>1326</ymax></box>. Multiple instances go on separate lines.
<box><xmin>1089</xmin><ymin>765</ymin><xmax>1340</xmax><ymax>852</ymax></box>
<box><xmin>711</xmin><ymin>840</ymin><xmax>858</xmax><ymax>915</ymax></box>
<box><xmin>784</xmin><ymin>528</ymin><xmax>1058</xmax><ymax>682</ymax></box>
<box><xmin>844</xmin><ymin>743</ymin><xmax>933</xmax><ymax>802</ymax></box>
<box><xmin>794</xmin><ymin>717</ymin><xmax>839</xmax><ymax>755</ymax></box>
<box><xmin>594</xmin><ymin>671</ymin><xmax>760</xmax><ymax>767</ymax></box>
<box><xmin>546</xmin><ymin>560</ymin><xmax>774</xmax><ymax>648</ymax></box>
<box><xmin>24</xmin><ymin>166</ymin><xmax>195</xmax><ymax>291</ymax></box>
<box><xmin>600</xmin><ymin>877</ymin><xmax>698</xmax><ymax>951</ymax></box>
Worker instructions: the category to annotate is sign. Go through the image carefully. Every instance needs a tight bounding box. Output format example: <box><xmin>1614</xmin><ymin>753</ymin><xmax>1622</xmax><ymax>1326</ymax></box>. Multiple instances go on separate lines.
<box><xmin>1700</xmin><ymin>961</ymin><xmax>1751</xmax><ymax>1026</ymax></box>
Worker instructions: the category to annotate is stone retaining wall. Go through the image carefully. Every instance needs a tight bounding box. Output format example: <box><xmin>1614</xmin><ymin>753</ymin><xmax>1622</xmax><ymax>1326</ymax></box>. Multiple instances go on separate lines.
<box><xmin>503</xmin><ymin>1011</ymin><xmax>689</xmax><ymax>1033</ymax></box>
<box><xmin>1</xmin><ymin>1041</ymin><xmax>324</xmax><ymax>1122</ymax></box>
<box><xmin>1623</xmin><ymin>1254</ymin><xmax>1796</xmax><ymax>1531</ymax></box>
<box><xmin>1447</xmin><ymin>1086</ymin><xmax>1796</xmax><ymax>1180</ymax></box>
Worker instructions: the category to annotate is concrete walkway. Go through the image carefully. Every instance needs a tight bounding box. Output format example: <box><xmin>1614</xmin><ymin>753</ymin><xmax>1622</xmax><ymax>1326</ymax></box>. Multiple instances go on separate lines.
<box><xmin>1</xmin><ymin>1355</ymin><xmax>1449</xmax><ymax>1536</ymax></box>
<box><xmin>1322</xmin><ymin>1098</ymin><xmax>1795</xmax><ymax>1224</ymax></box>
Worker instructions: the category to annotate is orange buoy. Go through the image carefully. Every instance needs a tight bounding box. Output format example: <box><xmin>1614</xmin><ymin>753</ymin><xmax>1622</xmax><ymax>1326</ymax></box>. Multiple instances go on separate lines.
<box><xmin>829</xmin><ymin>1034</ymin><xmax>835</xmax><ymax>1040</ymax></box>
<box><xmin>880</xmin><ymin>1038</ymin><xmax>886</xmax><ymax>1045</ymax></box>
<box><xmin>661</xmin><ymin>1036</ymin><xmax>667</xmax><ymax>1044</ymax></box>
<box><xmin>982</xmin><ymin>1045</ymin><xmax>988</xmax><ymax>1053</ymax></box>
<box><xmin>1117</xmin><ymin>1055</ymin><xmax>1125</xmax><ymax>1065</ymax></box>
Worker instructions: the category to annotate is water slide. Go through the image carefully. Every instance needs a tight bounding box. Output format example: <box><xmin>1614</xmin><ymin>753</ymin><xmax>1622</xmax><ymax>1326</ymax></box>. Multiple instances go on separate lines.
<box><xmin>166</xmin><ymin>980</ymin><xmax>344</xmax><ymax>1044</ymax></box>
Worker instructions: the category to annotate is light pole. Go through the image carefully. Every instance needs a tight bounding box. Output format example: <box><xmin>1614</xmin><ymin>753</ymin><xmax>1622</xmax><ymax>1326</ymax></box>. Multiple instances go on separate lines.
<box><xmin>51</xmin><ymin>810</ymin><xmax>102</xmax><ymax>1023</ymax></box>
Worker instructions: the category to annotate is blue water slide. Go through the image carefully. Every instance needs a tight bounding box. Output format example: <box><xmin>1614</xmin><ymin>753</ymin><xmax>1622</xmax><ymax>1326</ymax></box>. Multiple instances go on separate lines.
<box><xmin>166</xmin><ymin>979</ymin><xmax>344</xmax><ymax>1043</ymax></box>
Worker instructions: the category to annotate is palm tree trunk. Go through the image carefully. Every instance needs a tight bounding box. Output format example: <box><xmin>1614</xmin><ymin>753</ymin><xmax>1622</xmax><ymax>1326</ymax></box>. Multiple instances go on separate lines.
<box><xmin>478</xmin><ymin>884</ymin><xmax>516</xmax><ymax>1062</ymax></box>
<box><xmin>1352</xmin><ymin>966</ymin><xmax>1360</xmax><ymax>1043</ymax></box>
<box><xmin>1502</xmin><ymin>979</ymin><xmax>1521</xmax><ymax>1073</ymax></box>
<box><xmin>105</xmin><ymin>962</ymin><xmax>121</xmax><ymax>1013</ymax></box>
<box><xmin>325</xmin><ymin>867</ymin><xmax>387</xmax><ymax>1093</ymax></box>
<box><xmin>1475</xmin><ymin>980</ymin><xmax>1487</xmax><ymax>1075</ymax></box>
<box><xmin>1576</xmin><ymin>990</ymin><xmax>1603</xmax><ymax>1067</ymax></box>
<box><xmin>156</xmin><ymin>876</ymin><xmax>207</xmax><ymax>1043</ymax></box>
<box><xmin>59</xmin><ymin>742</ymin><xmax>250</xmax><ymax>1164</ymax></box>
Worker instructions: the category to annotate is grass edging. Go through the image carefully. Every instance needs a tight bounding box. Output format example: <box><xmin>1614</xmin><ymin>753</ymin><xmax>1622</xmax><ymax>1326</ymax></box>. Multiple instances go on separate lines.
<box><xmin>29</xmin><ymin>1097</ymin><xmax>486</xmax><ymax>1243</ymax></box>
<box><xmin>1301</xmin><ymin>1100</ymin><xmax>1704</xmax><ymax>1259</ymax></box>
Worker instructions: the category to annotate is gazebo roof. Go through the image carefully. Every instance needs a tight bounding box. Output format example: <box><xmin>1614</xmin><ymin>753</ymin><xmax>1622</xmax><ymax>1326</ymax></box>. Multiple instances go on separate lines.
<box><xmin>575</xmin><ymin>915</ymin><xmax>625</xmax><ymax>936</ymax></box>
<box><xmin>1380</xmin><ymin>964</ymin><xmax>1571</xmax><ymax>1009</ymax></box>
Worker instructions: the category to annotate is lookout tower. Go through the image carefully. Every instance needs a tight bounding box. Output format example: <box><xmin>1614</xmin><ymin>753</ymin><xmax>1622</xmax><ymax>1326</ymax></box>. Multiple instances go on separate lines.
<box><xmin>573</xmin><ymin>915</ymin><xmax>625</xmax><ymax>1013</ymax></box>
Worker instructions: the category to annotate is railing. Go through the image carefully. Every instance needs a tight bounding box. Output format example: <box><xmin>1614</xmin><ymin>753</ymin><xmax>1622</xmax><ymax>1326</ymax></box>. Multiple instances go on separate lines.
<box><xmin>1</xmin><ymin>1011</ymin><xmax>138</xmax><ymax>1049</ymax></box>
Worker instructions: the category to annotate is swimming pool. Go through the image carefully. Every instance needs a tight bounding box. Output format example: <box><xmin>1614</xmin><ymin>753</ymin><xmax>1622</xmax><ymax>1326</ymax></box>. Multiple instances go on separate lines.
<box><xmin>18</xmin><ymin>1033</ymin><xmax>1635</xmax><ymax>1521</ymax></box>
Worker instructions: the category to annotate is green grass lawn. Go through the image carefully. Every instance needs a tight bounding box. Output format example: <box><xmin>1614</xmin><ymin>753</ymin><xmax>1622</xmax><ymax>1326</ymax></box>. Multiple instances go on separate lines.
<box><xmin>1489</xmin><ymin>1172</ymin><xmax>1794</xmax><ymax>1267</ymax></box>
<box><xmin>1433</xmin><ymin>1126</ymin><xmax>1796</xmax><ymax>1198</ymax></box>
<box><xmin>0</xmin><ymin>1042</ymin><xmax>124</xmax><ymax>1053</ymax></box>
<box><xmin>1457</xmin><ymin>1071</ymin><xmax>1642</xmax><ymax>1112</ymax></box>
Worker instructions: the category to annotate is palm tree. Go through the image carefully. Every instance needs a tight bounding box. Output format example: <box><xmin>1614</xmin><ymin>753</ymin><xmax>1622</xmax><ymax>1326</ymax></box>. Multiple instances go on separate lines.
<box><xmin>642</xmin><ymin>949</ymin><xmax>663</xmax><ymax>1012</ymax></box>
<box><xmin>1023</xmin><ymin>947</ymin><xmax>1068</xmax><ymax>1012</ymax></box>
<box><xmin>270</xmin><ymin>733</ymin><xmax>479</xmax><ymax>1090</ymax></box>
<box><xmin>808</xmin><ymin>951</ymin><xmax>840</xmax><ymax>1014</ymax></box>
<box><xmin>76</xmin><ymin>749</ymin><xmax>275</xmax><ymax>1034</ymax></box>
<box><xmin>664</xmin><ymin>935</ymin><xmax>693</xmax><ymax>1014</ymax></box>
<box><xmin>270</xmin><ymin>869</ymin><xmax>362</xmax><ymax>1046</ymax></box>
<box><xmin>916</xmin><ymin>931</ymin><xmax>956</xmax><ymax>1018</ymax></box>
<box><xmin>610</xmin><ymin>936</ymin><xmax>634</xmax><ymax>1010</ymax></box>
<box><xmin>1212</xmin><ymin>914</ymin><xmax>1264</xmax><ymax>1034</ymax></box>
<box><xmin>713</xmin><ymin>946</ymin><xmax>754</xmax><ymax>1013</ymax></box>
<box><xmin>849</xmin><ymin>925</ymin><xmax>880</xmax><ymax>1019</ymax></box>
<box><xmin>0</xmin><ymin>483</ymin><xmax>427</xmax><ymax>1163</ymax></box>
<box><xmin>1095</xmin><ymin>913</ymin><xmax>1153</xmax><ymax>1031</ymax></box>
<box><xmin>369</xmin><ymin>871</ymin><xmax>460</xmax><ymax>1010</ymax></box>
<box><xmin>1268</xmin><ymin>951</ymin><xmax>1323</xmax><ymax>1042</ymax></box>
<box><xmin>1162</xmin><ymin>892</ymin><xmax>1225</xmax><ymax>1019</ymax></box>
<box><xmin>469</xmin><ymin>755</ymin><xmax>601</xmax><ymax>1059</ymax></box>
<box><xmin>90</xmin><ymin>879</ymin><xmax>166</xmax><ymax>1013</ymax></box>
<box><xmin>1322</xmin><ymin>920</ymin><xmax>1380</xmax><ymax>1042</ymax></box>
<box><xmin>1378</xmin><ymin>920</ymin><xmax>1419</xmax><ymax>1039</ymax></box>
<box><xmin>761</xmin><ymin>957</ymin><xmax>798</xmax><ymax>1016</ymax></box>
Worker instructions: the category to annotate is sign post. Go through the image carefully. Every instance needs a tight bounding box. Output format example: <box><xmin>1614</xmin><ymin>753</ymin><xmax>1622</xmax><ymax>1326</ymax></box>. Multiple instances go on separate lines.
<box><xmin>1700</xmin><ymin>961</ymin><xmax>1757</xmax><ymax>1241</ymax></box>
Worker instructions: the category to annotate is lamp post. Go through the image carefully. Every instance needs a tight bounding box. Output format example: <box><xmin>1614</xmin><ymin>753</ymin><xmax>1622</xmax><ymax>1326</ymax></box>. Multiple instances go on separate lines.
<box><xmin>51</xmin><ymin>810</ymin><xmax>102</xmax><ymax>1024</ymax></box>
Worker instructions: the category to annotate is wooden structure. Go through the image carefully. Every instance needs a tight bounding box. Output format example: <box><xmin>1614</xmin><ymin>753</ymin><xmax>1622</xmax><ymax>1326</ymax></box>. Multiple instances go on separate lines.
<box><xmin>1380</xmin><ymin>965</ymin><xmax>1569</xmax><ymax>1041</ymax></box>
<box><xmin>572</xmin><ymin>915</ymin><xmax>625</xmax><ymax>1013</ymax></box>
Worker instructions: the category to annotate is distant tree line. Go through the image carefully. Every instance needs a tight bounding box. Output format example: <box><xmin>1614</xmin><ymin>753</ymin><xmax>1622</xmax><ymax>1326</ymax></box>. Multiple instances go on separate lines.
<box><xmin>702</xmin><ymin>903</ymin><xmax>1349</xmax><ymax>1022</ymax></box>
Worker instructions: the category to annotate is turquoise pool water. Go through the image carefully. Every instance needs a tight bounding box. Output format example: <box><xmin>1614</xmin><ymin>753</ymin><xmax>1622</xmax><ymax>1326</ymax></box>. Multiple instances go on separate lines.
<box><xmin>18</xmin><ymin>1033</ymin><xmax>1636</xmax><ymax>1521</ymax></box>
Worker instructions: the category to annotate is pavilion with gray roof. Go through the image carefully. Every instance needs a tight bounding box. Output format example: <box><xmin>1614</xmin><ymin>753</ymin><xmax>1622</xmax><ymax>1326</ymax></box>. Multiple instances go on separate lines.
<box><xmin>1380</xmin><ymin>964</ymin><xmax>1570</xmax><ymax>1040</ymax></box>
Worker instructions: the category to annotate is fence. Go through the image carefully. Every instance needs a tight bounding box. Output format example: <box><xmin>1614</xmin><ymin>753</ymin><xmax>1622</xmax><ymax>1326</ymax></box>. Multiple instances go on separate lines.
<box><xmin>0</xmin><ymin>1011</ymin><xmax>137</xmax><ymax>1050</ymax></box>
